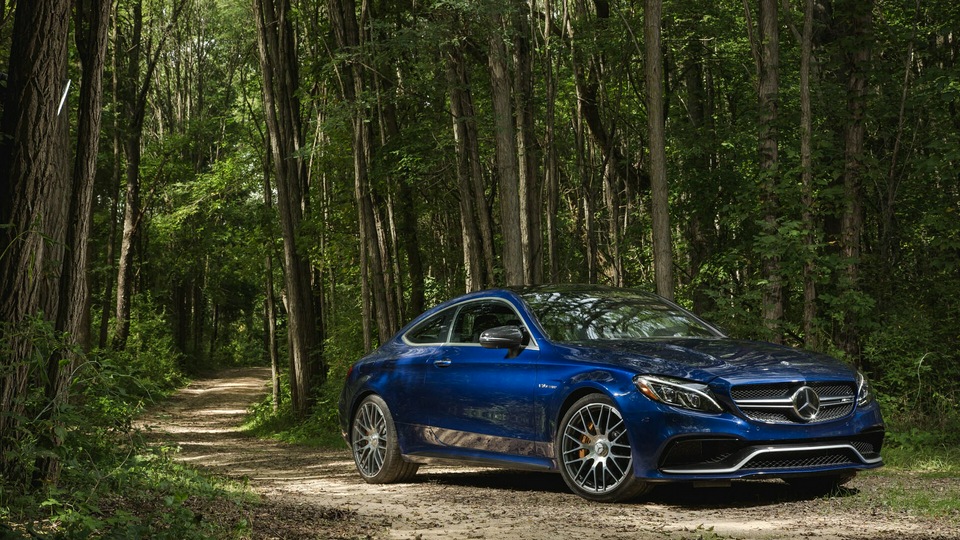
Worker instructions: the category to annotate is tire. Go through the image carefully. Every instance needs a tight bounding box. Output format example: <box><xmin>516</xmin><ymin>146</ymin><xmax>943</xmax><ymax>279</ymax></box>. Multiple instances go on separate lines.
<box><xmin>557</xmin><ymin>394</ymin><xmax>651</xmax><ymax>502</ymax></box>
<box><xmin>351</xmin><ymin>394</ymin><xmax>419</xmax><ymax>483</ymax></box>
<box><xmin>786</xmin><ymin>471</ymin><xmax>857</xmax><ymax>496</ymax></box>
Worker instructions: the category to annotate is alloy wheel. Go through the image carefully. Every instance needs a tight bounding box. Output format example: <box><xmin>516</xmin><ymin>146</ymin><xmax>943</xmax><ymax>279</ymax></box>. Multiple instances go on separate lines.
<box><xmin>352</xmin><ymin>400</ymin><xmax>387</xmax><ymax>477</ymax></box>
<box><xmin>560</xmin><ymin>401</ymin><xmax>633</xmax><ymax>494</ymax></box>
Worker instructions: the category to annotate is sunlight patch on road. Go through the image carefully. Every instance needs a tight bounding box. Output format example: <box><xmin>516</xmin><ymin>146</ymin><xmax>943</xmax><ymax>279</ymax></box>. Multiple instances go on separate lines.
<box><xmin>155</xmin><ymin>425</ymin><xmax>239</xmax><ymax>434</ymax></box>
<box><xmin>195</xmin><ymin>408</ymin><xmax>248</xmax><ymax>416</ymax></box>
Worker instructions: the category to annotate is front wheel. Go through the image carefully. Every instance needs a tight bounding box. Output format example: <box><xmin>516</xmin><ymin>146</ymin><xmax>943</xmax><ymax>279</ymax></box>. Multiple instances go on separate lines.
<box><xmin>351</xmin><ymin>394</ymin><xmax>419</xmax><ymax>483</ymax></box>
<box><xmin>557</xmin><ymin>394</ymin><xmax>651</xmax><ymax>502</ymax></box>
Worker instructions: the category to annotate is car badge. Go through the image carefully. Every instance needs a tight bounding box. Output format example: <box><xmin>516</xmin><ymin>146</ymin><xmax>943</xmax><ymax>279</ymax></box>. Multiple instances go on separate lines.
<box><xmin>791</xmin><ymin>386</ymin><xmax>821</xmax><ymax>421</ymax></box>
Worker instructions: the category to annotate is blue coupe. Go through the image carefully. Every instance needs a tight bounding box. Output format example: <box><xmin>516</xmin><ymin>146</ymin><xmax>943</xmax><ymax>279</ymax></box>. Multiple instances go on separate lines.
<box><xmin>338</xmin><ymin>285</ymin><xmax>884</xmax><ymax>502</ymax></box>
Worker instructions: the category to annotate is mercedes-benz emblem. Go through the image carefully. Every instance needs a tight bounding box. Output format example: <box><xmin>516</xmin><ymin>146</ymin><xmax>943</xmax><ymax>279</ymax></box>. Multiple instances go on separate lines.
<box><xmin>791</xmin><ymin>386</ymin><xmax>821</xmax><ymax>421</ymax></box>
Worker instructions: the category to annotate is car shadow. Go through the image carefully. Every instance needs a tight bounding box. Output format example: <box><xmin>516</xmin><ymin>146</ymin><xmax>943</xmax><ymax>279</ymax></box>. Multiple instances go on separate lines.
<box><xmin>651</xmin><ymin>479</ymin><xmax>859</xmax><ymax>508</ymax></box>
<box><xmin>417</xmin><ymin>468</ymin><xmax>570</xmax><ymax>494</ymax></box>
<box><xmin>415</xmin><ymin>469</ymin><xmax>859</xmax><ymax>508</ymax></box>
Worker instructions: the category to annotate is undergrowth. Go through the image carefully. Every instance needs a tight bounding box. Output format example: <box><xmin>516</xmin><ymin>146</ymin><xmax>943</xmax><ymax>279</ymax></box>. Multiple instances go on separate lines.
<box><xmin>1</xmin><ymin>445</ymin><xmax>255</xmax><ymax>539</ymax></box>
<box><xmin>0</xmin><ymin>304</ymin><xmax>254</xmax><ymax>539</ymax></box>
<box><xmin>242</xmin><ymin>371</ymin><xmax>347</xmax><ymax>450</ymax></box>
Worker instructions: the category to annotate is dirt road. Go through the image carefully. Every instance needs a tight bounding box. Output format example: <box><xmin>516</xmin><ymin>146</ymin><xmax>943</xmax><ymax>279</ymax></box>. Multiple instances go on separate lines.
<box><xmin>140</xmin><ymin>367</ymin><xmax>959</xmax><ymax>539</ymax></box>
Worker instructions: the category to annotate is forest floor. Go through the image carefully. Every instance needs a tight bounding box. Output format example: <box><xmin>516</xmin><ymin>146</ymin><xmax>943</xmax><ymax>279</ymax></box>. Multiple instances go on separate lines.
<box><xmin>139</xmin><ymin>367</ymin><xmax>960</xmax><ymax>540</ymax></box>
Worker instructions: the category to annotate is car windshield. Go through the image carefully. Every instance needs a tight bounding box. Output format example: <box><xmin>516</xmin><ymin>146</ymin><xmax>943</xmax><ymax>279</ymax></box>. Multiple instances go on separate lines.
<box><xmin>519</xmin><ymin>288</ymin><xmax>721</xmax><ymax>342</ymax></box>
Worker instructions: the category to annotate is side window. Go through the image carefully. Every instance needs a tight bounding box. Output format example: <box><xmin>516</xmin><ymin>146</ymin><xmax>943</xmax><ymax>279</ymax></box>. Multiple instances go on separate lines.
<box><xmin>451</xmin><ymin>301</ymin><xmax>523</xmax><ymax>344</ymax></box>
<box><xmin>404</xmin><ymin>309</ymin><xmax>454</xmax><ymax>344</ymax></box>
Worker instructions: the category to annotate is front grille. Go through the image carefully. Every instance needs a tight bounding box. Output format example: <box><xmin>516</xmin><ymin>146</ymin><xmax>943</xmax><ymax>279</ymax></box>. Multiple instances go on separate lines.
<box><xmin>852</xmin><ymin>441</ymin><xmax>875</xmax><ymax>455</ymax></box>
<box><xmin>731</xmin><ymin>381</ymin><xmax>857</xmax><ymax>425</ymax></box>
<box><xmin>659</xmin><ymin>437</ymin><xmax>883</xmax><ymax>475</ymax></box>
<box><xmin>743</xmin><ymin>453</ymin><xmax>856</xmax><ymax>470</ymax></box>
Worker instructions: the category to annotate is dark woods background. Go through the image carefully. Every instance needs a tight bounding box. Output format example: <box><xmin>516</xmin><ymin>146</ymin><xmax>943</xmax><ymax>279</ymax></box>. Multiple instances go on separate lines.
<box><xmin>1</xmin><ymin>0</ymin><xmax>958</xmax><ymax>506</ymax></box>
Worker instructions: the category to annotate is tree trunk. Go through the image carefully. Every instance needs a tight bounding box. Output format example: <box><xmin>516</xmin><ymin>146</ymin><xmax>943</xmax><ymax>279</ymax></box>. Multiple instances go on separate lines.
<box><xmin>328</xmin><ymin>0</ymin><xmax>398</xmax><ymax>345</ymax></box>
<box><xmin>263</xmin><ymin>150</ymin><xmax>280</xmax><ymax>412</ymax></box>
<box><xmin>0</xmin><ymin>0</ymin><xmax>72</xmax><ymax>485</ymax></box>
<box><xmin>542</xmin><ymin>1</ymin><xmax>560</xmax><ymax>283</ymax></box>
<box><xmin>756</xmin><ymin>0</ymin><xmax>783</xmax><ymax>343</ymax></box>
<box><xmin>34</xmin><ymin>0</ymin><xmax>112</xmax><ymax>482</ymax></box>
<box><xmin>59</xmin><ymin>0</ymin><xmax>109</xmax><ymax>352</ymax></box>
<box><xmin>602</xmin><ymin>157</ymin><xmax>622</xmax><ymax>286</ymax></box>
<box><xmin>488</xmin><ymin>9</ymin><xmax>525</xmax><ymax>286</ymax></box>
<box><xmin>99</xmin><ymin>15</ymin><xmax>122</xmax><ymax>348</ymax></box>
<box><xmin>447</xmin><ymin>42</ymin><xmax>487</xmax><ymax>292</ymax></box>
<box><xmin>839</xmin><ymin>0</ymin><xmax>874</xmax><ymax>366</ymax></box>
<box><xmin>514</xmin><ymin>3</ymin><xmax>541</xmax><ymax>285</ymax></box>
<box><xmin>645</xmin><ymin>0</ymin><xmax>674</xmax><ymax>300</ymax></box>
<box><xmin>574</xmin><ymin>112</ymin><xmax>598</xmax><ymax>283</ymax></box>
<box><xmin>799</xmin><ymin>0</ymin><xmax>819</xmax><ymax>349</ymax></box>
<box><xmin>112</xmin><ymin>0</ymin><xmax>187</xmax><ymax>350</ymax></box>
<box><xmin>112</xmin><ymin>0</ymin><xmax>147</xmax><ymax>351</ymax></box>
<box><xmin>255</xmin><ymin>0</ymin><xmax>325</xmax><ymax>415</ymax></box>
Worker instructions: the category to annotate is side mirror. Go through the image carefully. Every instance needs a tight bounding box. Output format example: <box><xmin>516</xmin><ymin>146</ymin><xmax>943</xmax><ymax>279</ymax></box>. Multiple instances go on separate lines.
<box><xmin>479</xmin><ymin>325</ymin><xmax>527</xmax><ymax>358</ymax></box>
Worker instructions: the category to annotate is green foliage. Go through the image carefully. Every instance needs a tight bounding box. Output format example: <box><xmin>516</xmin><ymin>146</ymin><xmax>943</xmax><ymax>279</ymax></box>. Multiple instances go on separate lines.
<box><xmin>108</xmin><ymin>293</ymin><xmax>186</xmax><ymax>389</ymax></box>
<box><xmin>2</xmin><ymin>445</ymin><xmax>254</xmax><ymax>539</ymax></box>
<box><xmin>244</xmin><ymin>376</ymin><xmax>346</xmax><ymax>450</ymax></box>
<box><xmin>883</xmin><ymin>424</ymin><xmax>960</xmax><ymax>475</ymax></box>
<box><xmin>0</xmin><ymin>314</ymin><xmax>251</xmax><ymax>539</ymax></box>
<box><xmin>244</xmin><ymin>281</ymin><xmax>366</xmax><ymax>450</ymax></box>
<box><xmin>0</xmin><ymin>315</ymin><xmax>77</xmax><ymax>491</ymax></box>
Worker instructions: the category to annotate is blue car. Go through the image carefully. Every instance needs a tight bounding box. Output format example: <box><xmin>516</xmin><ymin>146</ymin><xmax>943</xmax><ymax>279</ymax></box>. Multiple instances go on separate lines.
<box><xmin>338</xmin><ymin>285</ymin><xmax>884</xmax><ymax>502</ymax></box>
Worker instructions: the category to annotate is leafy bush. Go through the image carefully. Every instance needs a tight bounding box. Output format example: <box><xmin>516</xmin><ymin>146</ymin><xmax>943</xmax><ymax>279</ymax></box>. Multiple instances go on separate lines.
<box><xmin>0</xmin><ymin>299</ymin><xmax>252</xmax><ymax>538</ymax></box>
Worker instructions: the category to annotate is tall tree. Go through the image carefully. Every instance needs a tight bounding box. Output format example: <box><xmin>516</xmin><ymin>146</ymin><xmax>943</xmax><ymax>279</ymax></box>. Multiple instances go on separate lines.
<box><xmin>645</xmin><ymin>0</ymin><xmax>673</xmax><ymax>300</ymax></box>
<box><xmin>838</xmin><ymin>0</ymin><xmax>874</xmax><ymax>366</ymax></box>
<box><xmin>327</xmin><ymin>0</ymin><xmax>396</xmax><ymax>347</ymax></box>
<box><xmin>488</xmin><ymin>6</ymin><xmax>525</xmax><ymax>286</ymax></box>
<box><xmin>112</xmin><ymin>0</ymin><xmax>186</xmax><ymax>350</ymax></box>
<box><xmin>62</xmin><ymin>0</ymin><xmax>111</xmax><ymax>355</ymax></box>
<box><xmin>751</xmin><ymin>0</ymin><xmax>783</xmax><ymax>342</ymax></box>
<box><xmin>446</xmin><ymin>38</ymin><xmax>490</xmax><ymax>292</ymax></box>
<box><xmin>798</xmin><ymin>0</ymin><xmax>818</xmax><ymax>348</ymax></box>
<box><xmin>0</xmin><ymin>0</ymin><xmax>71</xmax><ymax>484</ymax></box>
<box><xmin>514</xmin><ymin>3</ymin><xmax>542</xmax><ymax>285</ymax></box>
<box><xmin>254</xmin><ymin>0</ymin><xmax>325</xmax><ymax>415</ymax></box>
<box><xmin>541</xmin><ymin>0</ymin><xmax>561</xmax><ymax>283</ymax></box>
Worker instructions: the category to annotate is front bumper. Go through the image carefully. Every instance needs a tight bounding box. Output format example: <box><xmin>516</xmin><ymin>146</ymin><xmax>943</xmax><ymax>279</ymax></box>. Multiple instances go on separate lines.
<box><xmin>658</xmin><ymin>432</ymin><xmax>883</xmax><ymax>475</ymax></box>
<box><xmin>618</xmin><ymin>391</ymin><xmax>885</xmax><ymax>481</ymax></box>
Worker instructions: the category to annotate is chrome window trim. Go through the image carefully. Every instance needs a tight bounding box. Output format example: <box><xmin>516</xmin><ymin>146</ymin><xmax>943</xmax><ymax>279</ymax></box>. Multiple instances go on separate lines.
<box><xmin>401</xmin><ymin>297</ymin><xmax>540</xmax><ymax>351</ymax></box>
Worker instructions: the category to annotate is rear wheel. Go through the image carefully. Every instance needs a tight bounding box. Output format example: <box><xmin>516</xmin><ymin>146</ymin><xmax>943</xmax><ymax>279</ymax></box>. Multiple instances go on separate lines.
<box><xmin>557</xmin><ymin>394</ymin><xmax>651</xmax><ymax>502</ymax></box>
<box><xmin>351</xmin><ymin>394</ymin><xmax>419</xmax><ymax>483</ymax></box>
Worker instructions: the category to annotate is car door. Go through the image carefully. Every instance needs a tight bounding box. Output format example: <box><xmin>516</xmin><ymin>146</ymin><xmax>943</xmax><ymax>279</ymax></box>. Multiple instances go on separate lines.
<box><xmin>421</xmin><ymin>299</ymin><xmax>540</xmax><ymax>456</ymax></box>
<box><xmin>384</xmin><ymin>306</ymin><xmax>455</xmax><ymax>450</ymax></box>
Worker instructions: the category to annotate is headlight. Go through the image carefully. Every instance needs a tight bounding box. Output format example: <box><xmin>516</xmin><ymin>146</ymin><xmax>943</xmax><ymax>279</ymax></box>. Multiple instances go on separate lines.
<box><xmin>634</xmin><ymin>375</ymin><xmax>723</xmax><ymax>414</ymax></box>
<box><xmin>856</xmin><ymin>370</ymin><xmax>875</xmax><ymax>406</ymax></box>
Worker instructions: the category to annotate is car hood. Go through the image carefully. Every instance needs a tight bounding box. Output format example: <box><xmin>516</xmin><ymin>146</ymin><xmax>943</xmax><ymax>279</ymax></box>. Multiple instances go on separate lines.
<box><xmin>557</xmin><ymin>338</ymin><xmax>855</xmax><ymax>383</ymax></box>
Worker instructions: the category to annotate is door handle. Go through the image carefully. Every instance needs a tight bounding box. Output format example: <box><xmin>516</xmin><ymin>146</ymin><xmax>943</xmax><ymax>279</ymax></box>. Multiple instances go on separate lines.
<box><xmin>433</xmin><ymin>359</ymin><xmax>452</xmax><ymax>368</ymax></box>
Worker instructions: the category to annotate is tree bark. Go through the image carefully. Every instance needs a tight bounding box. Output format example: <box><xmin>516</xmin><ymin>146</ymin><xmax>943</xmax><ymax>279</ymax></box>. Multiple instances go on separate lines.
<box><xmin>757</xmin><ymin>0</ymin><xmax>783</xmax><ymax>343</ymax></box>
<box><xmin>262</xmin><ymin>149</ymin><xmax>281</xmax><ymax>411</ymax></box>
<box><xmin>488</xmin><ymin>9</ymin><xmax>525</xmax><ymax>286</ymax></box>
<box><xmin>645</xmin><ymin>0</ymin><xmax>674</xmax><ymax>300</ymax></box>
<box><xmin>542</xmin><ymin>0</ymin><xmax>560</xmax><ymax>283</ymax></box>
<box><xmin>839</xmin><ymin>0</ymin><xmax>874</xmax><ymax>366</ymax></box>
<box><xmin>99</xmin><ymin>14</ymin><xmax>122</xmax><ymax>348</ymax></box>
<box><xmin>447</xmin><ymin>42</ymin><xmax>487</xmax><ymax>292</ymax></box>
<box><xmin>255</xmin><ymin>0</ymin><xmax>325</xmax><ymax>415</ymax></box>
<box><xmin>799</xmin><ymin>0</ymin><xmax>819</xmax><ymax>349</ymax></box>
<box><xmin>327</xmin><ymin>0</ymin><xmax>396</xmax><ymax>346</ymax></box>
<box><xmin>514</xmin><ymin>3</ymin><xmax>541</xmax><ymax>285</ymax></box>
<box><xmin>112</xmin><ymin>0</ymin><xmax>187</xmax><ymax>350</ymax></box>
<box><xmin>0</xmin><ymin>0</ymin><xmax>72</xmax><ymax>484</ymax></box>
